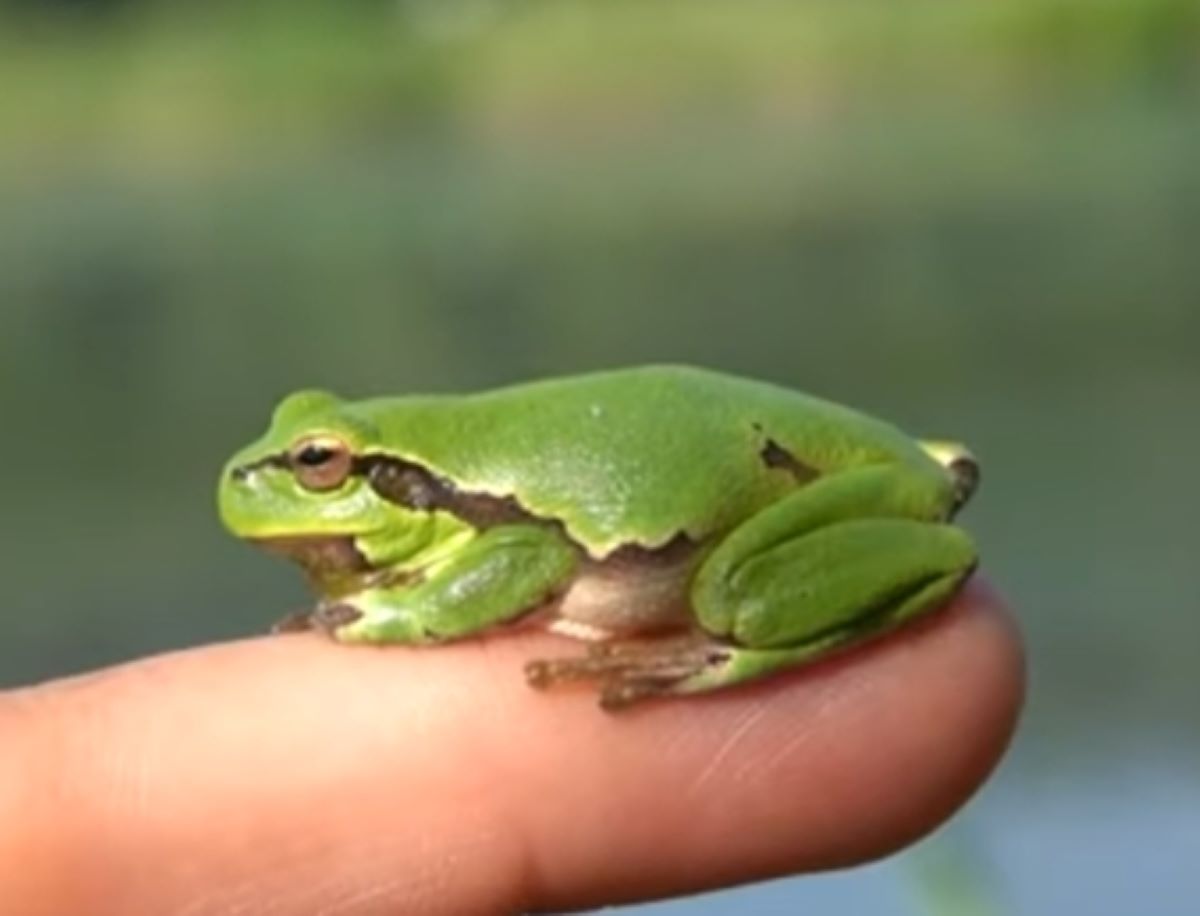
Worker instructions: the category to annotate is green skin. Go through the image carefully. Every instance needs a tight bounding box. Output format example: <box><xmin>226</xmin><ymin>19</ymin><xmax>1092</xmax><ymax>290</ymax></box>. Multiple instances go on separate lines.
<box><xmin>219</xmin><ymin>365</ymin><xmax>978</xmax><ymax>710</ymax></box>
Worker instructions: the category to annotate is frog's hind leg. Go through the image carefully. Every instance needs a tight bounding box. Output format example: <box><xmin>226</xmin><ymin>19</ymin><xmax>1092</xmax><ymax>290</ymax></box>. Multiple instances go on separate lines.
<box><xmin>673</xmin><ymin>465</ymin><xmax>976</xmax><ymax>696</ymax></box>
<box><xmin>673</xmin><ymin>562</ymin><xmax>973</xmax><ymax>700</ymax></box>
<box><xmin>525</xmin><ymin>560</ymin><xmax>971</xmax><ymax>710</ymax></box>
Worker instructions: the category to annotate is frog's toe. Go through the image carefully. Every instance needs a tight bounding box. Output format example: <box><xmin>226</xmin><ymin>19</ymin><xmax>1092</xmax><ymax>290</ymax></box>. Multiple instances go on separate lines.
<box><xmin>524</xmin><ymin>652</ymin><xmax>623</xmax><ymax>687</ymax></box>
<box><xmin>599</xmin><ymin>676</ymin><xmax>677</xmax><ymax>710</ymax></box>
<box><xmin>271</xmin><ymin>609</ymin><xmax>317</xmax><ymax>634</ymax></box>
<box><xmin>272</xmin><ymin>604</ymin><xmax>363</xmax><ymax>636</ymax></box>
<box><xmin>597</xmin><ymin>662</ymin><xmax>723</xmax><ymax>710</ymax></box>
<box><xmin>525</xmin><ymin>636</ymin><xmax>732</xmax><ymax>709</ymax></box>
<box><xmin>310</xmin><ymin>602</ymin><xmax>365</xmax><ymax>637</ymax></box>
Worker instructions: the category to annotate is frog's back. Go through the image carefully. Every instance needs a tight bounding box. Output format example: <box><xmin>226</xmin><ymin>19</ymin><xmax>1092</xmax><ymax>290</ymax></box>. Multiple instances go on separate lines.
<box><xmin>360</xmin><ymin>366</ymin><xmax>941</xmax><ymax>556</ymax></box>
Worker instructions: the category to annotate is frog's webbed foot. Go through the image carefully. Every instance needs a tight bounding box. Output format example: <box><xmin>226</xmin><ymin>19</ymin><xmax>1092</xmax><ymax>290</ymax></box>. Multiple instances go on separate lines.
<box><xmin>271</xmin><ymin>603</ymin><xmax>364</xmax><ymax>636</ymax></box>
<box><xmin>525</xmin><ymin>633</ymin><xmax>733</xmax><ymax>710</ymax></box>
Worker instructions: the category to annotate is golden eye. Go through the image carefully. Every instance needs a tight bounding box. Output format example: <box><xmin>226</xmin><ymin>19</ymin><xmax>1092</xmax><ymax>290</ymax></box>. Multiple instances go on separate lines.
<box><xmin>288</xmin><ymin>436</ymin><xmax>353</xmax><ymax>491</ymax></box>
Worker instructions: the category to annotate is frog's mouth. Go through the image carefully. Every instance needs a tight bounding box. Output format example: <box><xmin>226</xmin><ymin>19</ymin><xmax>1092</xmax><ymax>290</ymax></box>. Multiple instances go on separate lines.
<box><xmin>251</xmin><ymin>535</ymin><xmax>372</xmax><ymax>578</ymax></box>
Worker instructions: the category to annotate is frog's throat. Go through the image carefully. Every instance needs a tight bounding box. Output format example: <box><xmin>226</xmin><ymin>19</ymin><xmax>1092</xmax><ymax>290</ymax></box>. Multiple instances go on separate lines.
<box><xmin>255</xmin><ymin>533</ymin><xmax>441</xmax><ymax>601</ymax></box>
<box><xmin>249</xmin><ymin>533</ymin><xmax>369</xmax><ymax>583</ymax></box>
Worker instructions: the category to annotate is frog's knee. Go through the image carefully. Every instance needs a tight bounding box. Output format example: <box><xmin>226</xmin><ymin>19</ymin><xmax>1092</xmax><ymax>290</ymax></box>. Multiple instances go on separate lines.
<box><xmin>920</xmin><ymin>439</ymin><xmax>980</xmax><ymax>512</ymax></box>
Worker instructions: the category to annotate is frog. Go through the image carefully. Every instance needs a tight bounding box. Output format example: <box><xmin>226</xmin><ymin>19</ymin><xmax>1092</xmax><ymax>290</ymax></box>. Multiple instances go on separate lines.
<box><xmin>218</xmin><ymin>365</ymin><xmax>979</xmax><ymax>710</ymax></box>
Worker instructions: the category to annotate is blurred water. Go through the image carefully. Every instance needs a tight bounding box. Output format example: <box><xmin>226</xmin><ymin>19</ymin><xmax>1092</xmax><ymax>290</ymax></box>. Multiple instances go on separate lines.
<box><xmin>1</xmin><ymin>2</ymin><xmax>1197</xmax><ymax>912</ymax></box>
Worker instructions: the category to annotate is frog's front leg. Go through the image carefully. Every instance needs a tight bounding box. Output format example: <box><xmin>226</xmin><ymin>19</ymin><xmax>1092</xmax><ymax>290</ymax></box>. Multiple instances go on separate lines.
<box><xmin>328</xmin><ymin>525</ymin><xmax>578</xmax><ymax>644</ymax></box>
<box><xmin>528</xmin><ymin>465</ymin><xmax>977</xmax><ymax>708</ymax></box>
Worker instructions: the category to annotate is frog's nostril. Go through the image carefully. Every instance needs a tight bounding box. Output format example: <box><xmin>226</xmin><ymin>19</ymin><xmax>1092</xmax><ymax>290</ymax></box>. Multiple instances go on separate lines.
<box><xmin>231</xmin><ymin>465</ymin><xmax>250</xmax><ymax>482</ymax></box>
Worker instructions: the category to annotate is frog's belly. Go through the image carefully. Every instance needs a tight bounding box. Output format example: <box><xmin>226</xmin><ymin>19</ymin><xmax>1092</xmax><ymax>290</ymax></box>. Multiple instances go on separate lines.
<box><xmin>548</xmin><ymin>549</ymin><xmax>697</xmax><ymax>640</ymax></box>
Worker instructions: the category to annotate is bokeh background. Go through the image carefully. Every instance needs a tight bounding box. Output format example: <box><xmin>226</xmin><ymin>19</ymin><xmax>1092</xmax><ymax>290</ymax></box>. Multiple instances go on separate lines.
<box><xmin>1</xmin><ymin>0</ymin><xmax>1197</xmax><ymax>912</ymax></box>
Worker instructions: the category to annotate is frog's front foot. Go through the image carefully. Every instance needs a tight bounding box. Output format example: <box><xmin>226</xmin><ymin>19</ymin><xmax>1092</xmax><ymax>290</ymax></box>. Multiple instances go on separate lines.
<box><xmin>525</xmin><ymin>634</ymin><xmax>733</xmax><ymax>710</ymax></box>
<box><xmin>272</xmin><ymin>609</ymin><xmax>317</xmax><ymax>633</ymax></box>
<box><xmin>272</xmin><ymin>603</ymin><xmax>364</xmax><ymax>636</ymax></box>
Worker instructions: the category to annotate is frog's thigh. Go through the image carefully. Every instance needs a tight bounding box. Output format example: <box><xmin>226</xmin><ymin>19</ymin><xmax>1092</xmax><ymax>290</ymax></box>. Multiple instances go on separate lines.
<box><xmin>695</xmin><ymin>518</ymin><xmax>976</xmax><ymax>649</ymax></box>
<box><xmin>336</xmin><ymin>524</ymin><xmax>578</xmax><ymax>644</ymax></box>
<box><xmin>684</xmin><ymin>467</ymin><xmax>977</xmax><ymax>691</ymax></box>
<box><xmin>679</xmin><ymin>556</ymin><xmax>971</xmax><ymax>696</ymax></box>
<box><xmin>691</xmin><ymin>464</ymin><xmax>961</xmax><ymax>640</ymax></box>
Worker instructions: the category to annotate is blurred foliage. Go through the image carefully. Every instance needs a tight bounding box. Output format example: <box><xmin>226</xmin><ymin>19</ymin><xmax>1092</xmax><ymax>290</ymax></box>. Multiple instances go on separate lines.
<box><xmin>0</xmin><ymin>0</ymin><xmax>1196</xmax><ymax>169</ymax></box>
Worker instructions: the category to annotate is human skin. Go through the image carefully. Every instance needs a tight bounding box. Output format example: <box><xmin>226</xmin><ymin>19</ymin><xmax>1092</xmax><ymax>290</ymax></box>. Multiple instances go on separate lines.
<box><xmin>0</xmin><ymin>579</ymin><xmax>1022</xmax><ymax>916</ymax></box>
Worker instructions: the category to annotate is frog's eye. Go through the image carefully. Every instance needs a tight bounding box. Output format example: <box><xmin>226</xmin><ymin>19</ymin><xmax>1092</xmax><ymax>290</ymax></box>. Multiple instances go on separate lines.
<box><xmin>288</xmin><ymin>436</ymin><xmax>353</xmax><ymax>491</ymax></box>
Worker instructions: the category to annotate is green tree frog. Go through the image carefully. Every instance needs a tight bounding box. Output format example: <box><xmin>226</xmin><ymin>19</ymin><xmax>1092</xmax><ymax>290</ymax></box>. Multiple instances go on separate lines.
<box><xmin>219</xmin><ymin>366</ymin><xmax>978</xmax><ymax>709</ymax></box>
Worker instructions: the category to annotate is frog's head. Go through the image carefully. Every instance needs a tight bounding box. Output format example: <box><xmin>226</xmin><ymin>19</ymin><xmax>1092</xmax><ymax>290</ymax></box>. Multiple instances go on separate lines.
<box><xmin>218</xmin><ymin>390</ymin><xmax>453</xmax><ymax>589</ymax></box>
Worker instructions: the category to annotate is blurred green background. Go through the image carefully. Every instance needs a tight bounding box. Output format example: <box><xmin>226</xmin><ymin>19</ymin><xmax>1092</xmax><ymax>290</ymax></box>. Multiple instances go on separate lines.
<box><xmin>1</xmin><ymin>0</ymin><xmax>1197</xmax><ymax>912</ymax></box>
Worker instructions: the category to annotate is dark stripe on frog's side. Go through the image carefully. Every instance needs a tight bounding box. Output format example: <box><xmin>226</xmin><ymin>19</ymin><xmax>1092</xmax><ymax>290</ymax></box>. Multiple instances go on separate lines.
<box><xmin>753</xmin><ymin>424</ymin><xmax>820</xmax><ymax>485</ymax></box>
<box><xmin>356</xmin><ymin>454</ymin><xmax>542</xmax><ymax>530</ymax></box>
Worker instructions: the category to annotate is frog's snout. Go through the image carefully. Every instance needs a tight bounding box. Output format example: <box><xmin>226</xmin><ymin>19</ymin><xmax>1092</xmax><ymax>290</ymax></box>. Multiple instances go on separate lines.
<box><xmin>218</xmin><ymin>457</ymin><xmax>271</xmax><ymax>535</ymax></box>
